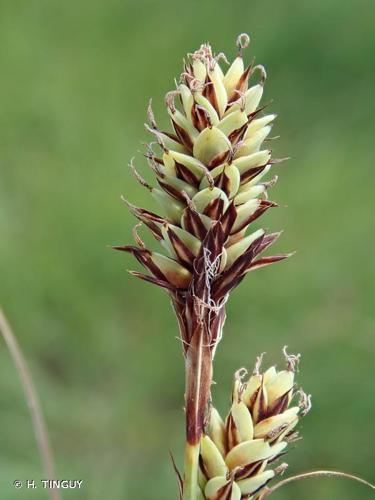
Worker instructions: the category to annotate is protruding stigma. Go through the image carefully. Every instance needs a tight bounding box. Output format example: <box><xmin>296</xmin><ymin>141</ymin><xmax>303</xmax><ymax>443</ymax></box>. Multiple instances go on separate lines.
<box><xmin>236</xmin><ymin>33</ymin><xmax>250</xmax><ymax>56</ymax></box>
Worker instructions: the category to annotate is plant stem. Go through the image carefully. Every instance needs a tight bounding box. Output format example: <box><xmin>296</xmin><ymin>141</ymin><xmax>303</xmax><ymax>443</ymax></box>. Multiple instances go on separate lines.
<box><xmin>183</xmin><ymin>322</ymin><xmax>213</xmax><ymax>500</ymax></box>
<box><xmin>0</xmin><ymin>309</ymin><xmax>60</xmax><ymax>500</ymax></box>
<box><xmin>183</xmin><ymin>443</ymin><xmax>201</xmax><ymax>500</ymax></box>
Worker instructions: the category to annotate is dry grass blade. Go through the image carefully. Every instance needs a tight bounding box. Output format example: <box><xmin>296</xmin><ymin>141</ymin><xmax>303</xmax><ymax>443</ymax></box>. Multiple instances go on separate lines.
<box><xmin>259</xmin><ymin>470</ymin><xmax>375</xmax><ymax>498</ymax></box>
<box><xmin>0</xmin><ymin>308</ymin><xmax>60</xmax><ymax>500</ymax></box>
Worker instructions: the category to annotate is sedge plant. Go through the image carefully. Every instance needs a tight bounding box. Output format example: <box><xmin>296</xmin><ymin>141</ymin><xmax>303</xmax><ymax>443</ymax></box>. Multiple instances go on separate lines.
<box><xmin>115</xmin><ymin>35</ymin><xmax>374</xmax><ymax>499</ymax></box>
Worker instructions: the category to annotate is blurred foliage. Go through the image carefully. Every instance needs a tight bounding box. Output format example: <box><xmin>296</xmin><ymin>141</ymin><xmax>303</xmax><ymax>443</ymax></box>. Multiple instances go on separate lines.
<box><xmin>0</xmin><ymin>0</ymin><xmax>374</xmax><ymax>498</ymax></box>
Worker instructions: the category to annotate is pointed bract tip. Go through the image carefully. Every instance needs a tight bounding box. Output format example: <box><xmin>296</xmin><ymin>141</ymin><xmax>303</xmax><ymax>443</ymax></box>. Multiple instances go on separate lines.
<box><xmin>120</xmin><ymin>196</ymin><xmax>138</xmax><ymax>213</ymax></box>
<box><xmin>112</xmin><ymin>245</ymin><xmax>133</xmax><ymax>252</ymax></box>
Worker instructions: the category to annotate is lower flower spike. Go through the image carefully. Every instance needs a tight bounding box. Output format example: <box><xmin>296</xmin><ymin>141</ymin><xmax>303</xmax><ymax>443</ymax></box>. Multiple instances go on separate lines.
<box><xmin>197</xmin><ymin>349</ymin><xmax>311</xmax><ymax>498</ymax></box>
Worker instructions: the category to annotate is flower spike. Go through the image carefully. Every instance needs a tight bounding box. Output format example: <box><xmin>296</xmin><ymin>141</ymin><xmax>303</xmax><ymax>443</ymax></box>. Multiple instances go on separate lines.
<box><xmin>116</xmin><ymin>34</ymin><xmax>295</xmax><ymax>500</ymax></box>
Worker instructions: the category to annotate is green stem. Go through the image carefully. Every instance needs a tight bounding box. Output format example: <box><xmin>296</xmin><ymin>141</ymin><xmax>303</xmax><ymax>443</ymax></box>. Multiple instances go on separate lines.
<box><xmin>183</xmin><ymin>443</ymin><xmax>201</xmax><ymax>500</ymax></box>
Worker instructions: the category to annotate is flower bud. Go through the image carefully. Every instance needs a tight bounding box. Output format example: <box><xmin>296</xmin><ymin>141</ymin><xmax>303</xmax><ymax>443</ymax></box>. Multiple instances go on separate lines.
<box><xmin>193</xmin><ymin>127</ymin><xmax>231</xmax><ymax>167</ymax></box>
<box><xmin>245</xmin><ymin>114</ymin><xmax>276</xmax><ymax>138</ymax></box>
<box><xmin>199</xmin><ymin>163</ymin><xmax>240</xmax><ymax>199</ymax></box>
<box><xmin>234</xmin><ymin>126</ymin><xmax>272</xmax><ymax>158</ymax></box>
<box><xmin>205</xmin><ymin>477</ymin><xmax>241</xmax><ymax>500</ymax></box>
<box><xmin>192</xmin><ymin>187</ymin><xmax>229</xmax><ymax>218</ymax></box>
<box><xmin>150</xmin><ymin>253</ymin><xmax>191</xmax><ymax>288</ymax></box>
<box><xmin>224</xmin><ymin>56</ymin><xmax>245</xmax><ymax>95</ymax></box>
<box><xmin>225</xmin><ymin>230</ymin><xmax>265</xmax><ymax>270</ymax></box>
<box><xmin>208</xmin><ymin>64</ymin><xmax>228</xmax><ymax>116</ymax></box>
<box><xmin>217</xmin><ymin>110</ymin><xmax>248</xmax><ymax>137</ymax></box>
<box><xmin>237</xmin><ymin>470</ymin><xmax>275</xmax><ymax>496</ymax></box>
<box><xmin>207</xmin><ymin>407</ymin><xmax>226</xmax><ymax>457</ymax></box>
<box><xmin>226</xmin><ymin>401</ymin><xmax>254</xmax><ymax>449</ymax></box>
<box><xmin>225</xmin><ymin>439</ymin><xmax>273</xmax><ymax>470</ymax></box>
<box><xmin>151</xmin><ymin>189</ymin><xmax>185</xmax><ymax>224</ymax></box>
<box><xmin>200</xmin><ymin>435</ymin><xmax>228</xmax><ymax>479</ymax></box>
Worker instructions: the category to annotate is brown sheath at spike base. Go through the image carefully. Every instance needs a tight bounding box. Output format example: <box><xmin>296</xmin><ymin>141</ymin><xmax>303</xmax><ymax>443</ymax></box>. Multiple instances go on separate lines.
<box><xmin>184</xmin><ymin>321</ymin><xmax>213</xmax><ymax>446</ymax></box>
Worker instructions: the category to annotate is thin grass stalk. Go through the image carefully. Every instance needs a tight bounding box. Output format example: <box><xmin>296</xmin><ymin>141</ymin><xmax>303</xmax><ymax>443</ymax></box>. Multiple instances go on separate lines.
<box><xmin>259</xmin><ymin>470</ymin><xmax>375</xmax><ymax>498</ymax></box>
<box><xmin>0</xmin><ymin>309</ymin><xmax>60</xmax><ymax>500</ymax></box>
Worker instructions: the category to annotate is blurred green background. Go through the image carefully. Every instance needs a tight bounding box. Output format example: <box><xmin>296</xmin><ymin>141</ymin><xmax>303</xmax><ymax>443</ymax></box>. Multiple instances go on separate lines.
<box><xmin>0</xmin><ymin>0</ymin><xmax>374</xmax><ymax>498</ymax></box>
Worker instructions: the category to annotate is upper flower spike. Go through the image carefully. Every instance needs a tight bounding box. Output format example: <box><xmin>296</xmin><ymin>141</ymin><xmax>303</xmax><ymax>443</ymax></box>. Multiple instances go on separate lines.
<box><xmin>116</xmin><ymin>34</ymin><xmax>291</xmax><ymax>302</ymax></box>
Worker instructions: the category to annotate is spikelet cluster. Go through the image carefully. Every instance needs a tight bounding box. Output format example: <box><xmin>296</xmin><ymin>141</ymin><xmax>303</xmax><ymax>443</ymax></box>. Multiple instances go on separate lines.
<box><xmin>115</xmin><ymin>34</ymin><xmax>290</xmax><ymax>306</ymax></box>
<box><xmin>116</xmin><ymin>36</ymin><xmax>302</xmax><ymax>498</ymax></box>
<box><xmin>198</xmin><ymin>350</ymin><xmax>311</xmax><ymax>499</ymax></box>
